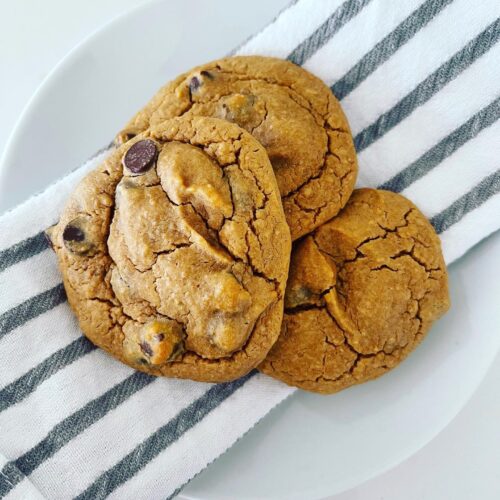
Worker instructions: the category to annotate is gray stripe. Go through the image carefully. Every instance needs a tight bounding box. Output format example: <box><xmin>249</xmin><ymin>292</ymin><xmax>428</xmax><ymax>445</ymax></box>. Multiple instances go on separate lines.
<box><xmin>380</xmin><ymin>96</ymin><xmax>500</xmax><ymax>192</ymax></box>
<box><xmin>0</xmin><ymin>231</ymin><xmax>49</xmax><ymax>273</ymax></box>
<box><xmin>0</xmin><ymin>372</ymin><xmax>154</xmax><ymax>497</ymax></box>
<box><xmin>76</xmin><ymin>372</ymin><xmax>255</xmax><ymax>500</ymax></box>
<box><xmin>354</xmin><ymin>17</ymin><xmax>500</xmax><ymax>152</ymax></box>
<box><xmin>332</xmin><ymin>0</ymin><xmax>453</xmax><ymax>100</ymax></box>
<box><xmin>0</xmin><ymin>461</ymin><xmax>25</xmax><ymax>497</ymax></box>
<box><xmin>0</xmin><ymin>336</ymin><xmax>95</xmax><ymax>413</ymax></box>
<box><xmin>287</xmin><ymin>0</ymin><xmax>373</xmax><ymax>65</ymax></box>
<box><xmin>0</xmin><ymin>283</ymin><xmax>66</xmax><ymax>339</ymax></box>
<box><xmin>431</xmin><ymin>169</ymin><xmax>500</xmax><ymax>234</ymax></box>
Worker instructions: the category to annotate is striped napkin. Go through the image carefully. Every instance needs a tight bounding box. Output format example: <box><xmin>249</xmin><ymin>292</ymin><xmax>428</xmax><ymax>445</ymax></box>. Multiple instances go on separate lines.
<box><xmin>1</xmin><ymin>0</ymin><xmax>499</xmax><ymax>497</ymax></box>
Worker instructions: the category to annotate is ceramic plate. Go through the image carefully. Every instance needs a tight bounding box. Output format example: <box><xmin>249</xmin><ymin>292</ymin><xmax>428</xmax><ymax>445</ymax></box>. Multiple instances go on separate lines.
<box><xmin>1</xmin><ymin>1</ymin><xmax>499</xmax><ymax>498</ymax></box>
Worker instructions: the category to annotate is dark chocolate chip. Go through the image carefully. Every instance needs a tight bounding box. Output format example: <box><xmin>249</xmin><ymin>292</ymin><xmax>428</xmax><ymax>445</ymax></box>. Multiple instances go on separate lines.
<box><xmin>155</xmin><ymin>333</ymin><xmax>165</xmax><ymax>341</ymax></box>
<box><xmin>189</xmin><ymin>76</ymin><xmax>201</xmax><ymax>94</ymax></box>
<box><xmin>200</xmin><ymin>70</ymin><xmax>214</xmax><ymax>79</ymax></box>
<box><xmin>123</xmin><ymin>139</ymin><xmax>157</xmax><ymax>174</ymax></box>
<box><xmin>63</xmin><ymin>215</ymin><xmax>96</xmax><ymax>256</ymax></box>
<box><xmin>139</xmin><ymin>341</ymin><xmax>154</xmax><ymax>357</ymax></box>
<box><xmin>63</xmin><ymin>225</ymin><xmax>85</xmax><ymax>242</ymax></box>
<box><xmin>189</xmin><ymin>71</ymin><xmax>214</xmax><ymax>95</ymax></box>
<box><xmin>62</xmin><ymin>216</ymin><xmax>96</xmax><ymax>256</ymax></box>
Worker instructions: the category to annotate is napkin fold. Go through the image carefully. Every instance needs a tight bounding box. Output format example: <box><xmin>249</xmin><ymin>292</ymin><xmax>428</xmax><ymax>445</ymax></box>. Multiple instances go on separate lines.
<box><xmin>1</xmin><ymin>0</ymin><xmax>499</xmax><ymax>498</ymax></box>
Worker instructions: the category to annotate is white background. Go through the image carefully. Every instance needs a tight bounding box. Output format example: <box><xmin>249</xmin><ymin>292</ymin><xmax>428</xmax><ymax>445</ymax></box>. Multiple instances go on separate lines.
<box><xmin>1</xmin><ymin>1</ymin><xmax>499</xmax><ymax>499</ymax></box>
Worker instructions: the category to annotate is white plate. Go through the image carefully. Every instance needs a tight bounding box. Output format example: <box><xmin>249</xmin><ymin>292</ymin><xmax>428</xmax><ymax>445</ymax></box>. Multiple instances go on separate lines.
<box><xmin>1</xmin><ymin>1</ymin><xmax>499</xmax><ymax>498</ymax></box>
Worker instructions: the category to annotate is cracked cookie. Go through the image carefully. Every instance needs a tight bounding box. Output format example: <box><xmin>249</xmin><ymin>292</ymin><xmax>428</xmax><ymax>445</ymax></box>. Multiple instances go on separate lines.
<box><xmin>259</xmin><ymin>188</ymin><xmax>450</xmax><ymax>394</ymax></box>
<box><xmin>116</xmin><ymin>56</ymin><xmax>357</xmax><ymax>241</ymax></box>
<box><xmin>47</xmin><ymin>116</ymin><xmax>291</xmax><ymax>382</ymax></box>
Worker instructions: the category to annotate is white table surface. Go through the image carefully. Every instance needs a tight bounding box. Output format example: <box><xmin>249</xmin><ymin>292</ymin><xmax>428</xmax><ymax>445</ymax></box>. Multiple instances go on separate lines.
<box><xmin>1</xmin><ymin>1</ymin><xmax>499</xmax><ymax>499</ymax></box>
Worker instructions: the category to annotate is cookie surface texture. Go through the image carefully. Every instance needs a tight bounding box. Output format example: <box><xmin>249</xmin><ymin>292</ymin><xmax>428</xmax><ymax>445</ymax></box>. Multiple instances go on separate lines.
<box><xmin>259</xmin><ymin>189</ymin><xmax>450</xmax><ymax>394</ymax></box>
<box><xmin>117</xmin><ymin>56</ymin><xmax>357</xmax><ymax>240</ymax></box>
<box><xmin>48</xmin><ymin>117</ymin><xmax>291</xmax><ymax>382</ymax></box>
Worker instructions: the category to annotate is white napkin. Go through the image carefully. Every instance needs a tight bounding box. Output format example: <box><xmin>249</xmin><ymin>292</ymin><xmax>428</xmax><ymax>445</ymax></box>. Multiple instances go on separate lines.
<box><xmin>1</xmin><ymin>0</ymin><xmax>499</xmax><ymax>498</ymax></box>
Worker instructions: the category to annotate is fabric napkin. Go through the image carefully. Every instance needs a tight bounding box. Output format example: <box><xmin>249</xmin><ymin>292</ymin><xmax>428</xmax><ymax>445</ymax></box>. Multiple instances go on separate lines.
<box><xmin>1</xmin><ymin>0</ymin><xmax>499</xmax><ymax>498</ymax></box>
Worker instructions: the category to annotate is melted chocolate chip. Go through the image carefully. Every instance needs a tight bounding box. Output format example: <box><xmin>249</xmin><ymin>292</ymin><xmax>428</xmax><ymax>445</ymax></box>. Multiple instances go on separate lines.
<box><xmin>189</xmin><ymin>76</ymin><xmax>201</xmax><ymax>93</ymax></box>
<box><xmin>123</xmin><ymin>139</ymin><xmax>157</xmax><ymax>174</ymax></box>
<box><xmin>63</xmin><ymin>225</ymin><xmax>85</xmax><ymax>242</ymax></box>
<box><xmin>188</xmin><ymin>71</ymin><xmax>214</xmax><ymax>97</ymax></box>
<box><xmin>218</xmin><ymin>93</ymin><xmax>258</xmax><ymax>128</ymax></box>
<box><xmin>139</xmin><ymin>341</ymin><xmax>154</xmax><ymax>357</ymax></box>
<box><xmin>62</xmin><ymin>216</ymin><xmax>96</xmax><ymax>256</ymax></box>
<box><xmin>155</xmin><ymin>333</ymin><xmax>165</xmax><ymax>341</ymax></box>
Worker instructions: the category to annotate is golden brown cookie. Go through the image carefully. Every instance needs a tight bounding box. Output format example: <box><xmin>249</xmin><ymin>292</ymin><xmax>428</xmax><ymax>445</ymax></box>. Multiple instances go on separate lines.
<box><xmin>117</xmin><ymin>56</ymin><xmax>357</xmax><ymax>241</ymax></box>
<box><xmin>259</xmin><ymin>189</ymin><xmax>450</xmax><ymax>394</ymax></box>
<box><xmin>47</xmin><ymin>117</ymin><xmax>291</xmax><ymax>382</ymax></box>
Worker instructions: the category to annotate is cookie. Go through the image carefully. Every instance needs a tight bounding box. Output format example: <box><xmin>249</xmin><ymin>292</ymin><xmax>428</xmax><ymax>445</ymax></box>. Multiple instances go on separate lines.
<box><xmin>259</xmin><ymin>189</ymin><xmax>450</xmax><ymax>394</ymax></box>
<box><xmin>47</xmin><ymin>117</ymin><xmax>291</xmax><ymax>382</ymax></box>
<box><xmin>117</xmin><ymin>56</ymin><xmax>357</xmax><ymax>241</ymax></box>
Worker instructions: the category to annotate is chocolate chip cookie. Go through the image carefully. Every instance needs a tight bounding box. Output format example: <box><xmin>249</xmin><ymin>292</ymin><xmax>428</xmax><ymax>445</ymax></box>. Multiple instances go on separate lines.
<box><xmin>117</xmin><ymin>56</ymin><xmax>357</xmax><ymax>241</ymax></box>
<box><xmin>47</xmin><ymin>117</ymin><xmax>291</xmax><ymax>382</ymax></box>
<box><xmin>259</xmin><ymin>189</ymin><xmax>450</xmax><ymax>394</ymax></box>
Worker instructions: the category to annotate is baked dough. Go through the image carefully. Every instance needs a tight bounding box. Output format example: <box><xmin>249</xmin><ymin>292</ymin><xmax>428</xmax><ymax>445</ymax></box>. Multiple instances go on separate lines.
<box><xmin>260</xmin><ymin>189</ymin><xmax>450</xmax><ymax>394</ymax></box>
<box><xmin>47</xmin><ymin>117</ymin><xmax>291</xmax><ymax>382</ymax></box>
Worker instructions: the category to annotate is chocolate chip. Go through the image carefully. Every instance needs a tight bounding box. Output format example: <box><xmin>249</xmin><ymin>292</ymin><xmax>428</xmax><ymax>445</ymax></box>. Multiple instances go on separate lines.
<box><xmin>62</xmin><ymin>216</ymin><xmax>96</xmax><ymax>256</ymax></box>
<box><xmin>139</xmin><ymin>341</ymin><xmax>154</xmax><ymax>357</ymax></box>
<box><xmin>63</xmin><ymin>225</ymin><xmax>85</xmax><ymax>242</ymax></box>
<box><xmin>155</xmin><ymin>333</ymin><xmax>165</xmax><ymax>341</ymax></box>
<box><xmin>189</xmin><ymin>76</ymin><xmax>201</xmax><ymax>93</ymax></box>
<box><xmin>200</xmin><ymin>70</ymin><xmax>214</xmax><ymax>79</ymax></box>
<box><xmin>188</xmin><ymin>71</ymin><xmax>214</xmax><ymax>97</ymax></box>
<box><xmin>123</xmin><ymin>139</ymin><xmax>157</xmax><ymax>174</ymax></box>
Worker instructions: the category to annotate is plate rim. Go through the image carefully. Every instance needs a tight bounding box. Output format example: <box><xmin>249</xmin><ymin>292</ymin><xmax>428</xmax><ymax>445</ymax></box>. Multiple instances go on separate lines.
<box><xmin>0</xmin><ymin>0</ymin><xmax>163</xmax><ymax>175</ymax></box>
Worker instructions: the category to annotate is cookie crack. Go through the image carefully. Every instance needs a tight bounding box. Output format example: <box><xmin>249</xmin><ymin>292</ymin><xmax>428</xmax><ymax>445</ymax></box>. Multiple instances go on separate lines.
<box><xmin>392</xmin><ymin>247</ymin><xmax>442</xmax><ymax>274</ymax></box>
<box><xmin>87</xmin><ymin>294</ymin><xmax>135</xmax><ymax>330</ymax></box>
<box><xmin>281</xmin><ymin>151</ymin><xmax>331</xmax><ymax>201</ymax></box>
<box><xmin>161</xmin><ymin>172</ymin><xmax>278</xmax><ymax>292</ymax></box>
<box><xmin>376</xmin><ymin>208</ymin><xmax>413</xmax><ymax>233</ymax></box>
<box><xmin>232</xmin><ymin>144</ymin><xmax>272</xmax><ymax>207</ymax></box>
<box><xmin>248</xmin><ymin>99</ymin><xmax>270</xmax><ymax>135</ymax></box>
<box><xmin>371</xmin><ymin>264</ymin><xmax>398</xmax><ymax>272</ymax></box>
<box><xmin>281</xmin><ymin>124</ymin><xmax>352</xmax><ymax>203</ymax></box>
<box><xmin>285</xmin><ymin>303</ymin><xmax>324</xmax><ymax>314</ymax></box>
